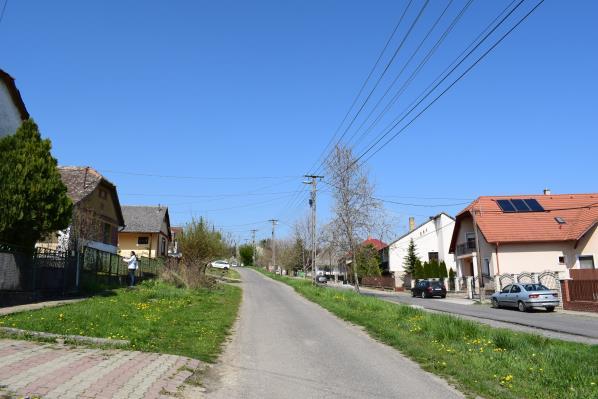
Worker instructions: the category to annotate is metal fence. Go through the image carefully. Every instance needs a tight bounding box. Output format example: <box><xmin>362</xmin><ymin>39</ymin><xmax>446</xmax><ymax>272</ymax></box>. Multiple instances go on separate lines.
<box><xmin>0</xmin><ymin>243</ymin><xmax>163</xmax><ymax>306</ymax></box>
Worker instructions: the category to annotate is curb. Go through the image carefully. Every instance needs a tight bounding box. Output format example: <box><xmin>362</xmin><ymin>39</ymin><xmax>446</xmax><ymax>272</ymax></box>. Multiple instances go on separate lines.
<box><xmin>0</xmin><ymin>326</ymin><xmax>130</xmax><ymax>347</ymax></box>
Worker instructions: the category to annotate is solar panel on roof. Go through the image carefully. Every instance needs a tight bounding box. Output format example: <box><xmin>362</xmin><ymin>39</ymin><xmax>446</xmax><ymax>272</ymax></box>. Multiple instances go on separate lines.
<box><xmin>497</xmin><ymin>199</ymin><xmax>516</xmax><ymax>212</ymax></box>
<box><xmin>524</xmin><ymin>198</ymin><xmax>544</xmax><ymax>212</ymax></box>
<box><xmin>511</xmin><ymin>199</ymin><xmax>531</xmax><ymax>212</ymax></box>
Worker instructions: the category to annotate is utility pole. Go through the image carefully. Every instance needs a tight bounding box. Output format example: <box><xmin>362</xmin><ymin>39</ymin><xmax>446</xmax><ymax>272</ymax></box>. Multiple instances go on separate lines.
<box><xmin>250</xmin><ymin>229</ymin><xmax>258</xmax><ymax>267</ymax></box>
<box><xmin>303</xmin><ymin>175</ymin><xmax>323</xmax><ymax>284</ymax></box>
<box><xmin>472</xmin><ymin>205</ymin><xmax>485</xmax><ymax>303</ymax></box>
<box><xmin>268</xmin><ymin>220</ymin><xmax>278</xmax><ymax>273</ymax></box>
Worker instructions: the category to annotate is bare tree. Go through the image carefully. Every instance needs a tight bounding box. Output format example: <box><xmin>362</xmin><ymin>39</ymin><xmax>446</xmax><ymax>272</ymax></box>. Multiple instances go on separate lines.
<box><xmin>326</xmin><ymin>145</ymin><xmax>381</xmax><ymax>292</ymax></box>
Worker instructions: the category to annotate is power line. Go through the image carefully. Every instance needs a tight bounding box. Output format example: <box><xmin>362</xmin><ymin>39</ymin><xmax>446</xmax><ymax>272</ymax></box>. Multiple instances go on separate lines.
<box><xmin>100</xmin><ymin>169</ymin><xmax>301</xmax><ymax>181</ymax></box>
<box><xmin>305</xmin><ymin>0</ymin><xmax>415</xmax><ymax>176</ymax></box>
<box><xmin>354</xmin><ymin>0</ymin><xmax>545</xmax><ymax>165</ymax></box>
<box><xmin>348</xmin><ymin>0</ymin><xmax>475</xmax><ymax>151</ymax></box>
<box><xmin>0</xmin><ymin>0</ymin><xmax>8</xmax><ymax>27</ymax></box>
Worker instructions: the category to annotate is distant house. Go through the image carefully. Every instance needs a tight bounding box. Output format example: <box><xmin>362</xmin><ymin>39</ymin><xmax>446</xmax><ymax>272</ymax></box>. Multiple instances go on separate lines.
<box><xmin>118</xmin><ymin>206</ymin><xmax>172</xmax><ymax>258</ymax></box>
<box><xmin>39</xmin><ymin>166</ymin><xmax>125</xmax><ymax>253</ymax></box>
<box><xmin>388</xmin><ymin>214</ymin><xmax>456</xmax><ymax>289</ymax></box>
<box><xmin>344</xmin><ymin>237</ymin><xmax>388</xmax><ymax>278</ymax></box>
<box><xmin>0</xmin><ymin>69</ymin><xmax>29</xmax><ymax>137</ymax></box>
<box><xmin>448</xmin><ymin>192</ymin><xmax>598</xmax><ymax>293</ymax></box>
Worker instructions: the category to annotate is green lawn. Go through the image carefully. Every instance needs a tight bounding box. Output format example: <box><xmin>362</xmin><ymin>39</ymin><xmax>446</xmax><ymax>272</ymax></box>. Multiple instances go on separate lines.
<box><xmin>255</xmin><ymin>268</ymin><xmax>598</xmax><ymax>399</ymax></box>
<box><xmin>0</xmin><ymin>281</ymin><xmax>241</xmax><ymax>362</ymax></box>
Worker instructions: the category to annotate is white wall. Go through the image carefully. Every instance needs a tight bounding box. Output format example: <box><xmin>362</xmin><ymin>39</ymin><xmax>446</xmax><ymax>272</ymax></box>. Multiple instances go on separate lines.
<box><xmin>0</xmin><ymin>81</ymin><xmax>22</xmax><ymax>137</ymax></box>
<box><xmin>388</xmin><ymin>214</ymin><xmax>456</xmax><ymax>275</ymax></box>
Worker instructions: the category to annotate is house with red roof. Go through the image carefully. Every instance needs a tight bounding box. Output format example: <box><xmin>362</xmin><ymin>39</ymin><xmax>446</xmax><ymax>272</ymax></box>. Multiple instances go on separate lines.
<box><xmin>449</xmin><ymin>191</ymin><xmax>598</xmax><ymax>294</ymax></box>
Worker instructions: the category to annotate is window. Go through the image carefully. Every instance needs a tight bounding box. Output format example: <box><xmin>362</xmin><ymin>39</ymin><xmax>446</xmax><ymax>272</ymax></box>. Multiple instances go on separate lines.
<box><xmin>558</xmin><ymin>256</ymin><xmax>565</xmax><ymax>265</ymax></box>
<box><xmin>99</xmin><ymin>189</ymin><xmax>108</xmax><ymax>200</ymax></box>
<box><xmin>555</xmin><ymin>217</ymin><xmax>566</xmax><ymax>225</ymax></box>
<box><xmin>465</xmin><ymin>232</ymin><xmax>476</xmax><ymax>248</ymax></box>
<box><xmin>510</xmin><ymin>285</ymin><xmax>521</xmax><ymax>293</ymax></box>
<box><xmin>501</xmin><ymin>285</ymin><xmax>512</xmax><ymax>294</ymax></box>
<box><xmin>160</xmin><ymin>238</ymin><xmax>166</xmax><ymax>256</ymax></box>
<box><xmin>103</xmin><ymin>223</ymin><xmax>110</xmax><ymax>244</ymax></box>
<box><xmin>483</xmin><ymin>258</ymin><xmax>490</xmax><ymax>276</ymax></box>
<box><xmin>579</xmin><ymin>255</ymin><xmax>595</xmax><ymax>269</ymax></box>
<box><xmin>428</xmin><ymin>252</ymin><xmax>439</xmax><ymax>262</ymax></box>
<box><xmin>137</xmin><ymin>236</ymin><xmax>149</xmax><ymax>245</ymax></box>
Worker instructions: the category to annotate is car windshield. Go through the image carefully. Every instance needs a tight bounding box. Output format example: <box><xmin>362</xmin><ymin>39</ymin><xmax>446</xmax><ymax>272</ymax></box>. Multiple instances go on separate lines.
<box><xmin>431</xmin><ymin>282</ymin><xmax>443</xmax><ymax>288</ymax></box>
<box><xmin>523</xmin><ymin>284</ymin><xmax>550</xmax><ymax>291</ymax></box>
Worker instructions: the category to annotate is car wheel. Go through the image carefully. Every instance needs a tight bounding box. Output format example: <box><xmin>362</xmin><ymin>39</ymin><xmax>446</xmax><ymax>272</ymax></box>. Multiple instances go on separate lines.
<box><xmin>517</xmin><ymin>301</ymin><xmax>528</xmax><ymax>312</ymax></box>
<box><xmin>491</xmin><ymin>298</ymin><xmax>500</xmax><ymax>309</ymax></box>
<box><xmin>546</xmin><ymin>306</ymin><xmax>555</xmax><ymax>312</ymax></box>
<box><xmin>441</xmin><ymin>295</ymin><xmax>446</xmax><ymax>299</ymax></box>
<box><xmin>411</xmin><ymin>291</ymin><xmax>416</xmax><ymax>297</ymax></box>
<box><xmin>421</xmin><ymin>291</ymin><xmax>426</xmax><ymax>299</ymax></box>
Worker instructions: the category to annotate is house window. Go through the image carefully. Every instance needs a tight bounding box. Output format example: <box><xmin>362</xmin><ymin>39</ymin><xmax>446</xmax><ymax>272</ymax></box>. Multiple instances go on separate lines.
<box><xmin>102</xmin><ymin>223</ymin><xmax>110</xmax><ymax>244</ymax></box>
<box><xmin>428</xmin><ymin>252</ymin><xmax>439</xmax><ymax>262</ymax></box>
<box><xmin>99</xmin><ymin>189</ymin><xmax>108</xmax><ymax>200</ymax></box>
<box><xmin>558</xmin><ymin>256</ymin><xmax>565</xmax><ymax>265</ymax></box>
<box><xmin>160</xmin><ymin>238</ymin><xmax>166</xmax><ymax>256</ymax></box>
<box><xmin>137</xmin><ymin>236</ymin><xmax>149</xmax><ymax>245</ymax></box>
<box><xmin>483</xmin><ymin>258</ymin><xmax>490</xmax><ymax>276</ymax></box>
<box><xmin>465</xmin><ymin>232</ymin><xmax>476</xmax><ymax>248</ymax></box>
<box><xmin>579</xmin><ymin>255</ymin><xmax>595</xmax><ymax>269</ymax></box>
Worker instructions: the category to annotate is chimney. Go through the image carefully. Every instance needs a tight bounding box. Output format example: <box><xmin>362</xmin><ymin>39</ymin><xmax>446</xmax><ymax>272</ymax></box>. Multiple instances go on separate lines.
<box><xmin>409</xmin><ymin>217</ymin><xmax>415</xmax><ymax>232</ymax></box>
<box><xmin>543</xmin><ymin>188</ymin><xmax>551</xmax><ymax>195</ymax></box>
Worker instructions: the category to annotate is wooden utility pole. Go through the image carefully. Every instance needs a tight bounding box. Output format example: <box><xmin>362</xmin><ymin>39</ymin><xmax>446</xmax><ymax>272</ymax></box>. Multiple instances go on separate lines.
<box><xmin>268</xmin><ymin>220</ymin><xmax>278</xmax><ymax>273</ymax></box>
<box><xmin>303</xmin><ymin>175</ymin><xmax>323</xmax><ymax>284</ymax></box>
<box><xmin>250</xmin><ymin>229</ymin><xmax>258</xmax><ymax>266</ymax></box>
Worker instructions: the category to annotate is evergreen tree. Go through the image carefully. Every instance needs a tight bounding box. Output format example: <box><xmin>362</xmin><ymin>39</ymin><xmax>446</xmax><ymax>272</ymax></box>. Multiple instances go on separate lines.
<box><xmin>439</xmin><ymin>260</ymin><xmax>448</xmax><ymax>278</ymax></box>
<box><xmin>403</xmin><ymin>238</ymin><xmax>419</xmax><ymax>276</ymax></box>
<box><xmin>239</xmin><ymin>244</ymin><xmax>254</xmax><ymax>266</ymax></box>
<box><xmin>0</xmin><ymin>120</ymin><xmax>72</xmax><ymax>250</ymax></box>
<box><xmin>429</xmin><ymin>259</ymin><xmax>439</xmax><ymax>278</ymax></box>
<box><xmin>414</xmin><ymin>259</ymin><xmax>424</xmax><ymax>280</ymax></box>
<box><xmin>355</xmin><ymin>244</ymin><xmax>381</xmax><ymax>278</ymax></box>
<box><xmin>422</xmin><ymin>261</ymin><xmax>432</xmax><ymax>279</ymax></box>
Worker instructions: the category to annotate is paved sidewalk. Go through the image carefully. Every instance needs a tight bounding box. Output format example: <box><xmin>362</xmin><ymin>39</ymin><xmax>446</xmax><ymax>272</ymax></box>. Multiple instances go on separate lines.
<box><xmin>0</xmin><ymin>339</ymin><xmax>201</xmax><ymax>399</ymax></box>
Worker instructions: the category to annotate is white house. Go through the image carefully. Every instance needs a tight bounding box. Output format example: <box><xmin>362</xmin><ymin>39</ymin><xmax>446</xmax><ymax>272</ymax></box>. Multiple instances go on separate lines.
<box><xmin>388</xmin><ymin>213</ymin><xmax>456</xmax><ymax>289</ymax></box>
<box><xmin>0</xmin><ymin>69</ymin><xmax>29</xmax><ymax>137</ymax></box>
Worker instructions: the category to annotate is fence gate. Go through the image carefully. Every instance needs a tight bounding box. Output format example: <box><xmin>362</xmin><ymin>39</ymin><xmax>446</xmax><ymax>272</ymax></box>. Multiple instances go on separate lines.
<box><xmin>517</xmin><ymin>272</ymin><xmax>534</xmax><ymax>284</ymax></box>
<box><xmin>538</xmin><ymin>271</ymin><xmax>559</xmax><ymax>290</ymax></box>
<box><xmin>498</xmin><ymin>273</ymin><xmax>514</xmax><ymax>290</ymax></box>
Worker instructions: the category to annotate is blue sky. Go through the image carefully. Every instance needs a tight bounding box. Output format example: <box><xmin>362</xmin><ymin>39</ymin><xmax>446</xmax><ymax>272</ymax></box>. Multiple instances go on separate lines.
<box><xmin>1</xmin><ymin>0</ymin><xmax>597</xmax><ymax>243</ymax></box>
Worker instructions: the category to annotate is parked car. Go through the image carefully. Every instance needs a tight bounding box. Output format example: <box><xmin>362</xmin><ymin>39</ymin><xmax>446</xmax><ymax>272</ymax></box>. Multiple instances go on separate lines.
<box><xmin>412</xmin><ymin>280</ymin><xmax>446</xmax><ymax>298</ymax></box>
<box><xmin>491</xmin><ymin>283</ymin><xmax>559</xmax><ymax>312</ymax></box>
<box><xmin>316</xmin><ymin>275</ymin><xmax>327</xmax><ymax>284</ymax></box>
<box><xmin>210</xmin><ymin>260</ymin><xmax>230</xmax><ymax>270</ymax></box>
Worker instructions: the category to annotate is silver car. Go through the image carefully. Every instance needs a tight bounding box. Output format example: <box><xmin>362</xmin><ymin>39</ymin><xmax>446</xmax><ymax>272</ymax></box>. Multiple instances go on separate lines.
<box><xmin>491</xmin><ymin>283</ymin><xmax>559</xmax><ymax>312</ymax></box>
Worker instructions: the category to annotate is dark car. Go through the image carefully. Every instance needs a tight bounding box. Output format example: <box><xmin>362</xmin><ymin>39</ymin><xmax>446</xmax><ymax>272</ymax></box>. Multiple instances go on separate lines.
<box><xmin>412</xmin><ymin>280</ymin><xmax>447</xmax><ymax>298</ymax></box>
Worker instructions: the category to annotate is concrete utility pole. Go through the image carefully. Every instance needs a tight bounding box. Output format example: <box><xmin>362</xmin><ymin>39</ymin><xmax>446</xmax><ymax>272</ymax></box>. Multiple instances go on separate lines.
<box><xmin>303</xmin><ymin>175</ymin><xmax>323</xmax><ymax>284</ymax></box>
<box><xmin>250</xmin><ymin>229</ymin><xmax>258</xmax><ymax>266</ymax></box>
<box><xmin>472</xmin><ymin>205</ymin><xmax>485</xmax><ymax>302</ymax></box>
<box><xmin>268</xmin><ymin>220</ymin><xmax>278</xmax><ymax>273</ymax></box>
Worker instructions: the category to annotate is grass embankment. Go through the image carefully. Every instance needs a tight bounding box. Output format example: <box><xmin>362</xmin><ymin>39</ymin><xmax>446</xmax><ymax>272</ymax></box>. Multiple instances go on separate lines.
<box><xmin>255</xmin><ymin>269</ymin><xmax>597</xmax><ymax>399</ymax></box>
<box><xmin>0</xmin><ymin>281</ymin><xmax>241</xmax><ymax>362</ymax></box>
<box><xmin>206</xmin><ymin>267</ymin><xmax>241</xmax><ymax>280</ymax></box>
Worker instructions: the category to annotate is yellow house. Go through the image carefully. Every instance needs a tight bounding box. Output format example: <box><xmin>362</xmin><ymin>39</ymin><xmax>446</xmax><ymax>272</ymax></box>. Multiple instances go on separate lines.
<box><xmin>38</xmin><ymin>166</ymin><xmax>125</xmax><ymax>253</ymax></box>
<box><xmin>118</xmin><ymin>206</ymin><xmax>171</xmax><ymax>258</ymax></box>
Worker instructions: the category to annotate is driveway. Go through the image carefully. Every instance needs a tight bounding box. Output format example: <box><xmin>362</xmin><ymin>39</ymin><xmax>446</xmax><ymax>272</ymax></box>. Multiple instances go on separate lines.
<box><xmin>205</xmin><ymin>268</ymin><xmax>463</xmax><ymax>399</ymax></box>
<box><xmin>354</xmin><ymin>287</ymin><xmax>598</xmax><ymax>344</ymax></box>
<box><xmin>0</xmin><ymin>339</ymin><xmax>200</xmax><ymax>399</ymax></box>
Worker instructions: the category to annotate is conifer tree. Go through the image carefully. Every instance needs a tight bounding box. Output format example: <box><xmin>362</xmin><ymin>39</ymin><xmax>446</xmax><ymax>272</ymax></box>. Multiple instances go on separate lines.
<box><xmin>0</xmin><ymin>120</ymin><xmax>72</xmax><ymax>250</ymax></box>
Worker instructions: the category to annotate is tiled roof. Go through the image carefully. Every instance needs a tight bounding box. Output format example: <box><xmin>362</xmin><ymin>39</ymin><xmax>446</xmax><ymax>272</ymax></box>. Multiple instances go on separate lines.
<box><xmin>58</xmin><ymin>166</ymin><xmax>124</xmax><ymax>225</ymax></box>
<box><xmin>0</xmin><ymin>69</ymin><xmax>29</xmax><ymax>120</ymax></box>
<box><xmin>449</xmin><ymin>193</ymin><xmax>598</xmax><ymax>251</ymax></box>
<box><xmin>121</xmin><ymin>206</ymin><xmax>170</xmax><ymax>236</ymax></box>
<box><xmin>362</xmin><ymin>238</ymin><xmax>388</xmax><ymax>251</ymax></box>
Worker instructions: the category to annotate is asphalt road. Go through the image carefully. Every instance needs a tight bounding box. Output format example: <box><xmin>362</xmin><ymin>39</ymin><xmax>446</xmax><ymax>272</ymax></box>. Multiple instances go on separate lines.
<box><xmin>205</xmin><ymin>269</ymin><xmax>463</xmax><ymax>399</ymax></box>
<box><xmin>357</xmin><ymin>288</ymin><xmax>598</xmax><ymax>344</ymax></box>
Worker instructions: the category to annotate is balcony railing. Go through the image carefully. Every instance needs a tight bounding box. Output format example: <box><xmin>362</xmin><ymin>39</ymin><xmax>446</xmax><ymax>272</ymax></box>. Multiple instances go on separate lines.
<box><xmin>456</xmin><ymin>241</ymin><xmax>476</xmax><ymax>256</ymax></box>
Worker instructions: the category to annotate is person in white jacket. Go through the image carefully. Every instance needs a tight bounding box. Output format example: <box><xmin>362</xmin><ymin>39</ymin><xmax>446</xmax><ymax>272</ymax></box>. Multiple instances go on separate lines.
<box><xmin>123</xmin><ymin>251</ymin><xmax>138</xmax><ymax>287</ymax></box>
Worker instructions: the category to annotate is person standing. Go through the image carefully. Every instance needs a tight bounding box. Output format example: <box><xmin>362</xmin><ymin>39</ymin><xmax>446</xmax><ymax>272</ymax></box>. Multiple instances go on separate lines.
<box><xmin>123</xmin><ymin>251</ymin><xmax>138</xmax><ymax>287</ymax></box>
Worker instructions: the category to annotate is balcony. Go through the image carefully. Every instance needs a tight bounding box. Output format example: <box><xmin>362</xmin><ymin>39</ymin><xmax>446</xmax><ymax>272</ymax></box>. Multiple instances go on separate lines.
<box><xmin>456</xmin><ymin>241</ymin><xmax>476</xmax><ymax>256</ymax></box>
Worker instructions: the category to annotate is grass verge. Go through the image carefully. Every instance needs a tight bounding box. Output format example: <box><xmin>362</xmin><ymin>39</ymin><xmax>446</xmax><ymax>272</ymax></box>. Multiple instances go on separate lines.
<box><xmin>206</xmin><ymin>267</ymin><xmax>241</xmax><ymax>280</ymax></box>
<box><xmin>0</xmin><ymin>280</ymin><xmax>241</xmax><ymax>362</ymax></box>
<box><xmin>254</xmin><ymin>268</ymin><xmax>597</xmax><ymax>399</ymax></box>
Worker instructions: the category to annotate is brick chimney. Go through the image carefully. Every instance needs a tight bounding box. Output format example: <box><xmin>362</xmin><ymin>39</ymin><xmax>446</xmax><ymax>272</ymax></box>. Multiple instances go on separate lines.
<box><xmin>409</xmin><ymin>217</ymin><xmax>415</xmax><ymax>232</ymax></box>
